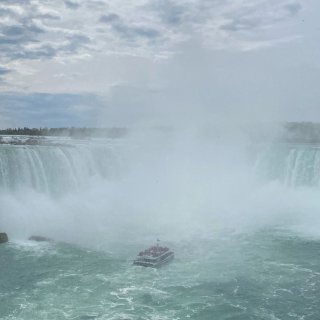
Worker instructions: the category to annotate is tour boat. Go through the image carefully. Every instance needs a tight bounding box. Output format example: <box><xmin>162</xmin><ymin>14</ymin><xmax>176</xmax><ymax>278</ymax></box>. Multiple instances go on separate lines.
<box><xmin>133</xmin><ymin>242</ymin><xmax>174</xmax><ymax>268</ymax></box>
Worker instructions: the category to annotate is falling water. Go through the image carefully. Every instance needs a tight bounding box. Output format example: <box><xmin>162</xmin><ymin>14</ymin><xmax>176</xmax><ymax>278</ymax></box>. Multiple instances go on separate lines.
<box><xmin>0</xmin><ymin>141</ymin><xmax>123</xmax><ymax>195</ymax></box>
<box><xmin>1</xmin><ymin>137</ymin><xmax>320</xmax><ymax>320</ymax></box>
<box><xmin>254</xmin><ymin>144</ymin><xmax>320</xmax><ymax>187</ymax></box>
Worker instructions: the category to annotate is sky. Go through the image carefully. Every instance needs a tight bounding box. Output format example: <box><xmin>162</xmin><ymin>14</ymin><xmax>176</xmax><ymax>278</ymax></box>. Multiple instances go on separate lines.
<box><xmin>0</xmin><ymin>0</ymin><xmax>319</xmax><ymax>128</ymax></box>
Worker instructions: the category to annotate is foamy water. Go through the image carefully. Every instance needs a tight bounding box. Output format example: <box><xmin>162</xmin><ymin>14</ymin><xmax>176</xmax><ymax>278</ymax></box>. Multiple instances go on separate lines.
<box><xmin>1</xmin><ymin>136</ymin><xmax>320</xmax><ymax>319</ymax></box>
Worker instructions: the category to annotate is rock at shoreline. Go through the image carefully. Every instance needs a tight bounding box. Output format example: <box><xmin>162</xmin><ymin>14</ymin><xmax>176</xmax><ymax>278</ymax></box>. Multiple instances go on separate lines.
<box><xmin>0</xmin><ymin>233</ymin><xmax>8</xmax><ymax>243</ymax></box>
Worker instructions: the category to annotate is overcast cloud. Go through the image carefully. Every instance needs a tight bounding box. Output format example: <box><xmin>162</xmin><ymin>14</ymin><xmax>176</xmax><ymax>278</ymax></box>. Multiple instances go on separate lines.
<box><xmin>0</xmin><ymin>0</ymin><xmax>318</xmax><ymax>128</ymax></box>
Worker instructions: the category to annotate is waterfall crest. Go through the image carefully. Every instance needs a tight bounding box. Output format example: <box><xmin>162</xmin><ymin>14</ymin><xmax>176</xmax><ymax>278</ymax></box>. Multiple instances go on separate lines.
<box><xmin>0</xmin><ymin>142</ymin><xmax>122</xmax><ymax>195</ymax></box>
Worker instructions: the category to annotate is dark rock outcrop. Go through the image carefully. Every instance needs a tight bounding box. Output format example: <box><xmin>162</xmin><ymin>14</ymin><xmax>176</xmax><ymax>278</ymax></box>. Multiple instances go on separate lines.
<box><xmin>0</xmin><ymin>233</ymin><xmax>8</xmax><ymax>243</ymax></box>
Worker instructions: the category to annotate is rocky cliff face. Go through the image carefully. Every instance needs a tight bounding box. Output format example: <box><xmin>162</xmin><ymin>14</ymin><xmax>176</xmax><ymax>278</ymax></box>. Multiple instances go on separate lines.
<box><xmin>0</xmin><ymin>233</ymin><xmax>8</xmax><ymax>243</ymax></box>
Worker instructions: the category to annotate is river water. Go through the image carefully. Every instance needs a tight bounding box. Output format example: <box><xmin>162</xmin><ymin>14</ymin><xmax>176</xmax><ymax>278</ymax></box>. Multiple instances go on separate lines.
<box><xmin>1</xmin><ymin>136</ymin><xmax>320</xmax><ymax>319</ymax></box>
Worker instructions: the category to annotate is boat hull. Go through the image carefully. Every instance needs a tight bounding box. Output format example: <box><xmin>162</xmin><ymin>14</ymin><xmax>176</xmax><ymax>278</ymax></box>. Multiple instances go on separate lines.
<box><xmin>133</xmin><ymin>252</ymin><xmax>174</xmax><ymax>268</ymax></box>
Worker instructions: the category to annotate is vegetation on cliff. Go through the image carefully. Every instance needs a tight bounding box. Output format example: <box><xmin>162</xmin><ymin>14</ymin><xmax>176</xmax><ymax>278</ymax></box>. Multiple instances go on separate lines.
<box><xmin>1</xmin><ymin>123</ymin><xmax>320</xmax><ymax>144</ymax></box>
<box><xmin>282</xmin><ymin>122</ymin><xmax>320</xmax><ymax>143</ymax></box>
<box><xmin>0</xmin><ymin>127</ymin><xmax>128</xmax><ymax>139</ymax></box>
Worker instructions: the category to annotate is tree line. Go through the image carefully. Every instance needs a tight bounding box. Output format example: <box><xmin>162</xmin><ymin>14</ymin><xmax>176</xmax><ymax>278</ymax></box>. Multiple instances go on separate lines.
<box><xmin>0</xmin><ymin>127</ymin><xmax>128</xmax><ymax>138</ymax></box>
<box><xmin>282</xmin><ymin>122</ymin><xmax>320</xmax><ymax>143</ymax></box>
<box><xmin>2</xmin><ymin>122</ymin><xmax>320</xmax><ymax>143</ymax></box>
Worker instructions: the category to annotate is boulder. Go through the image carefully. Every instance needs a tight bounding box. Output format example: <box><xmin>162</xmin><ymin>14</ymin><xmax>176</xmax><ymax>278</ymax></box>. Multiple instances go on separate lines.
<box><xmin>0</xmin><ymin>233</ymin><xmax>8</xmax><ymax>243</ymax></box>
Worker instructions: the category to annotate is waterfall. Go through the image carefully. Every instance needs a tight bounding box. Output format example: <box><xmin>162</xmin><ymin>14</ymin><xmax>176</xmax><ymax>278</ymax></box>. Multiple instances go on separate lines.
<box><xmin>0</xmin><ymin>141</ymin><xmax>123</xmax><ymax>195</ymax></box>
<box><xmin>254</xmin><ymin>144</ymin><xmax>320</xmax><ymax>187</ymax></box>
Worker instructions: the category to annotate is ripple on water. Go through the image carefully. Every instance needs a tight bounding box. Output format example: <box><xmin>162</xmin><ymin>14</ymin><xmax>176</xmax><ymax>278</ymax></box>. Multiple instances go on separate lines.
<box><xmin>1</xmin><ymin>231</ymin><xmax>320</xmax><ymax>319</ymax></box>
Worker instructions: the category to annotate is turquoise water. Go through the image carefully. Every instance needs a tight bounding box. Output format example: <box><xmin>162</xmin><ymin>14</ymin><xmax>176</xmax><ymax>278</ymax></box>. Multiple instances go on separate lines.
<box><xmin>1</xmin><ymin>140</ymin><xmax>320</xmax><ymax>319</ymax></box>
<box><xmin>1</xmin><ymin>230</ymin><xmax>320</xmax><ymax>320</ymax></box>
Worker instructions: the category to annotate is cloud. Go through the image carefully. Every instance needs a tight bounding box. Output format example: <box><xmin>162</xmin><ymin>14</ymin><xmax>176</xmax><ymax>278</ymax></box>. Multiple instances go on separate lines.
<box><xmin>62</xmin><ymin>34</ymin><xmax>91</xmax><ymax>53</ymax></box>
<box><xmin>0</xmin><ymin>0</ymin><xmax>305</xmax><ymax>87</ymax></box>
<box><xmin>85</xmin><ymin>0</ymin><xmax>108</xmax><ymax>11</ymax></box>
<box><xmin>2</xmin><ymin>24</ymin><xmax>44</xmax><ymax>37</ymax></box>
<box><xmin>0</xmin><ymin>66</ymin><xmax>11</xmax><ymax>84</ymax></box>
<box><xmin>284</xmin><ymin>2</ymin><xmax>302</xmax><ymax>15</ymax></box>
<box><xmin>64</xmin><ymin>0</ymin><xmax>81</xmax><ymax>10</ymax></box>
<box><xmin>0</xmin><ymin>67</ymin><xmax>11</xmax><ymax>76</ymax></box>
<box><xmin>221</xmin><ymin>1</ymin><xmax>303</xmax><ymax>33</ymax></box>
<box><xmin>99</xmin><ymin>13</ymin><xmax>160</xmax><ymax>40</ymax></box>
<box><xmin>151</xmin><ymin>0</ymin><xmax>186</xmax><ymax>26</ymax></box>
<box><xmin>99</xmin><ymin>14</ymin><xmax>120</xmax><ymax>24</ymax></box>
<box><xmin>112</xmin><ymin>24</ymin><xmax>161</xmax><ymax>40</ymax></box>
<box><xmin>12</xmin><ymin>45</ymin><xmax>57</xmax><ymax>60</ymax></box>
<box><xmin>0</xmin><ymin>0</ymin><xmax>31</xmax><ymax>4</ymax></box>
<box><xmin>0</xmin><ymin>7</ymin><xmax>18</xmax><ymax>18</ymax></box>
